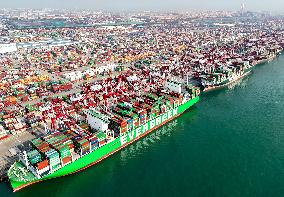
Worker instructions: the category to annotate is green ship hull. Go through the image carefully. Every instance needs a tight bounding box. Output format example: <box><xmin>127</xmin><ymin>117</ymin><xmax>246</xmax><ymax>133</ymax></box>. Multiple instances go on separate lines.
<box><xmin>8</xmin><ymin>96</ymin><xmax>200</xmax><ymax>192</ymax></box>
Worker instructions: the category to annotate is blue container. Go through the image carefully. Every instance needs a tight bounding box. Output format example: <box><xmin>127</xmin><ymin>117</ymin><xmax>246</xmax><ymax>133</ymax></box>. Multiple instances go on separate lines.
<box><xmin>81</xmin><ymin>150</ymin><xmax>90</xmax><ymax>156</ymax></box>
<box><xmin>91</xmin><ymin>140</ymin><xmax>98</xmax><ymax>145</ymax></box>
<box><xmin>91</xmin><ymin>143</ymin><xmax>99</xmax><ymax>148</ymax></box>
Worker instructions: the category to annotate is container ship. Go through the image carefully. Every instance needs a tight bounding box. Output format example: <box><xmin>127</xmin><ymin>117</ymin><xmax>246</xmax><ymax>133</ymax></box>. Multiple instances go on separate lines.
<box><xmin>201</xmin><ymin>61</ymin><xmax>254</xmax><ymax>91</ymax></box>
<box><xmin>7</xmin><ymin>80</ymin><xmax>200</xmax><ymax>192</ymax></box>
<box><xmin>199</xmin><ymin>49</ymin><xmax>283</xmax><ymax>92</ymax></box>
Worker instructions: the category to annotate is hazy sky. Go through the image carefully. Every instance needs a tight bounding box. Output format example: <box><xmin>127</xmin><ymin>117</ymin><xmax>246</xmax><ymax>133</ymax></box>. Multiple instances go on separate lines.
<box><xmin>0</xmin><ymin>0</ymin><xmax>284</xmax><ymax>12</ymax></box>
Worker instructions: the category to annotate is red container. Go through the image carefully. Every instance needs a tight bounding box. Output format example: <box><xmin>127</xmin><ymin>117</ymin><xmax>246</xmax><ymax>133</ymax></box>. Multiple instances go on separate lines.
<box><xmin>4</xmin><ymin>101</ymin><xmax>11</xmax><ymax>107</ymax></box>
<box><xmin>174</xmin><ymin>98</ymin><xmax>179</xmax><ymax>104</ymax></box>
<box><xmin>22</xmin><ymin>95</ymin><xmax>29</xmax><ymax>102</ymax></box>
<box><xmin>0</xmin><ymin>134</ymin><xmax>9</xmax><ymax>141</ymax></box>
<box><xmin>120</xmin><ymin>121</ymin><xmax>127</xmax><ymax>127</ymax></box>
<box><xmin>88</xmin><ymin>136</ymin><xmax>98</xmax><ymax>141</ymax></box>
<box><xmin>120</xmin><ymin>124</ymin><xmax>127</xmax><ymax>129</ymax></box>
<box><xmin>69</xmin><ymin>143</ymin><xmax>74</xmax><ymax>148</ymax></box>
<box><xmin>139</xmin><ymin>110</ymin><xmax>147</xmax><ymax>116</ymax></box>
<box><xmin>62</xmin><ymin>156</ymin><xmax>72</xmax><ymax>165</ymax></box>
<box><xmin>36</xmin><ymin>160</ymin><xmax>49</xmax><ymax>170</ymax></box>
<box><xmin>39</xmin><ymin>146</ymin><xmax>50</xmax><ymax>152</ymax></box>
<box><xmin>64</xmin><ymin>83</ymin><xmax>72</xmax><ymax>90</ymax></box>
<box><xmin>81</xmin><ymin>141</ymin><xmax>89</xmax><ymax>147</ymax></box>
<box><xmin>52</xmin><ymin>85</ymin><xmax>60</xmax><ymax>92</ymax></box>
<box><xmin>99</xmin><ymin>140</ymin><xmax>106</xmax><ymax>146</ymax></box>
<box><xmin>2</xmin><ymin>114</ymin><xmax>11</xmax><ymax>119</ymax></box>
<box><xmin>120</xmin><ymin>128</ymin><xmax>127</xmax><ymax>133</ymax></box>
<box><xmin>38</xmin><ymin>143</ymin><xmax>49</xmax><ymax>149</ymax></box>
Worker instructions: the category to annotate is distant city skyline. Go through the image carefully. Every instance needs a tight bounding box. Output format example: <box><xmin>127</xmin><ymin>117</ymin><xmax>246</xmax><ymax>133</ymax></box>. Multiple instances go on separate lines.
<box><xmin>0</xmin><ymin>0</ymin><xmax>284</xmax><ymax>13</ymax></box>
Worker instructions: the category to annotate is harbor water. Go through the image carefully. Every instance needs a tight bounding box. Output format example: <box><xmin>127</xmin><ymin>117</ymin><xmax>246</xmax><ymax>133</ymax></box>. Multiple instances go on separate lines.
<box><xmin>1</xmin><ymin>55</ymin><xmax>284</xmax><ymax>196</ymax></box>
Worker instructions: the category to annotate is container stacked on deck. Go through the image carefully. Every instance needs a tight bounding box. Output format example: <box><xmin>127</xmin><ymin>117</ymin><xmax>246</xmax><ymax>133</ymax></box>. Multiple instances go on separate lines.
<box><xmin>138</xmin><ymin>108</ymin><xmax>147</xmax><ymax>125</ymax></box>
<box><xmin>137</xmin><ymin>91</ymin><xmax>182</xmax><ymax>122</ymax></box>
<box><xmin>124</xmin><ymin>102</ymin><xmax>138</xmax><ymax>127</ymax></box>
<box><xmin>96</xmin><ymin>132</ymin><xmax>107</xmax><ymax>147</ymax></box>
<box><xmin>163</xmin><ymin>98</ymin><xmax>173</xmax><ymax>111</ymax></box>
<box><xmin>86</xmin><ymin>134</ymin><xmax>99</xmax><ymax>151</ymax></box>
<box><xmin>60</xmin><ymin>147</ymin><xmax>72</xmax><ymax>166</ymax></box>
<box><xmin>142</xmin><ymin>94</ymin><xmax>156</xmax><ymax>120</ymax></box>
<box><xmin>126</xmin><ymin>117</ymin><xmax>133</xmax><ymax>131</ymax></box>
<box><xmin>159</xmin><ymin>98</ymin><xmax>167</xmax><ymax>113</ymax></box>
<box><xmin>27</xmin><ymin>149</ymin><xmax>42</xmax><ymax>165</ymax></box>
<box><xmin>43</xmin><ymin>132</ymin><xmax>73</xmax><ymax>166</ymax></box>
<box><xmin>76</xmin><ymin>123</ymin><xmax>93</xmax><ymax>137</ymax></box>
<box><xmin>36</xmin><ymin>159</ymin><xmax>50</xmax><ymax>176</ymax></box>
<box><xmin>109</xmin><ymin>115</ymin><xmax>127</xmax><ymax>137</ymax></box>
<box><xmin>141</xmin><ymin>103</ymin><xmax>153</xmax><ymax>121</ymax></box>
<box><xmin>74</xmin><ymin>138</ymin><xmax>90</xmax><ymax>156</ymax></box>
<box><xmin>169</xmin><ymin>92</ymin><xmax>183</xmax><ymax>105</ymax></box>
<box><xmin>31</xmin><ymin>138</ymin><xmax>51</xmax><ymax>153</ymax></box>
<box><xmin>131</xmin><ymin>113</ymin><xmax>139</xmax><ymax>128</ymax></box>
<box><xmin>110</xmin><ymin>96</ymin><xmax>164</xmax><ymax>135</ymax></box>
<box><xmin>26</xmin><ymin>148</ymin><xmax>51</xmax><ymax>176</ymax></box>
<box><xmin>45</xmin><ymin>149</ymin><xmax>61</xmax><ymax>171</ymax></box>
<box><xmin>116</xmin><ymin>102</ymin><xmax>138</xmax><ymax>131</ymax></box>
<box><xmin>69</xmin><ymin>126</ymin><xmax>86</xmax><ymax>138</ymax></box>
<box><xmin>79</xmin><ymin>123</ymin><xmax>90</xmax><ymax>132</ymax></box>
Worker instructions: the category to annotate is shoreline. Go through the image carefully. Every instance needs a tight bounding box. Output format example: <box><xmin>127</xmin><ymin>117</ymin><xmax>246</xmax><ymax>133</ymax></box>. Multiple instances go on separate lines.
<box><xmin>4</xmin><ymin>52</ymin><xmax>282</xmax><ymax>190</ymax></box>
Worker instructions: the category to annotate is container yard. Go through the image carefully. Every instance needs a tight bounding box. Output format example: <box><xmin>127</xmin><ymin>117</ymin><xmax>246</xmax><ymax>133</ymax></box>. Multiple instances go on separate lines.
<box><xmin>0</xmin><ymin>8</ymin><xmax>283</xmax><ymax>193</ymax></box>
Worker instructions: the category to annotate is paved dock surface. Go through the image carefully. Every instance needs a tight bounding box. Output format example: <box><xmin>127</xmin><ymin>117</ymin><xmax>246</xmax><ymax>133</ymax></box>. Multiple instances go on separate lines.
<box><xmin>0</xmin><ymin>131</ymin><xmax>34</xmax><ymax>177</ymax></box>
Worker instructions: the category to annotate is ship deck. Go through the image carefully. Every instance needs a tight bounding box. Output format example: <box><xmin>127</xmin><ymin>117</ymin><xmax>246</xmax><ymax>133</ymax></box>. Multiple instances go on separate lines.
<box><xmin>8</xmin><ymin>162</ymin><xmax>37</xmax><ymax>183</ymax></box>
